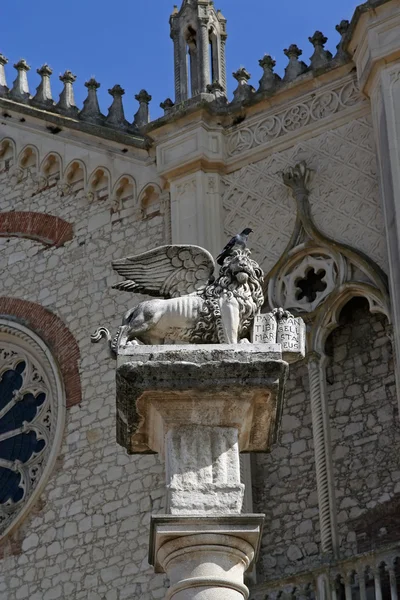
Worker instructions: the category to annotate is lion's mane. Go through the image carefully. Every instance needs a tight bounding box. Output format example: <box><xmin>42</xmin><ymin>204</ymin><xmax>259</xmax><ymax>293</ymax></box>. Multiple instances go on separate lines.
<box><xmin>189</xmin><ymin>249</ymin><xmax>264</xmax><ymax>343</ymax></box>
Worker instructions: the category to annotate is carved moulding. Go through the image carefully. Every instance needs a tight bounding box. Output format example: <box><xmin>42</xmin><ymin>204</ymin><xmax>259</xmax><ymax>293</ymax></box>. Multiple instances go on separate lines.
<box><xmin>0</xmin><ymin>319</ymin><xmax>66</xmax><ymax>540</ymax></box>
<box><xmin>266</xmin><ymin>162</ymin><xmax>390</xmax><ymax>557</ymax></box>
<box><xmin>267</xmin><ymin>162</ymin><xmax>390</xmax><ymax>329</ymax></box>
<box><xmin>226</xmin><ymin>76</ymin><xmax>366</xmax><ymax>159</ymax></box>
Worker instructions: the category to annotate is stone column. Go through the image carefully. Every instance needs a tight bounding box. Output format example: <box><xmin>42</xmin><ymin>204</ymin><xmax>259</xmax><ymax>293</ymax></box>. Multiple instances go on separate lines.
<box><xmin>307</xmin><ymin>352</ymin><xmax>338</xmax><ymax>555</ymax></box>
<box><xmin>116</xmin><ymin>343</ymin><xmax>287</xmax><ymax>600</ymax></box>
<box><xmin>198</xmin><ymin>20</ymin><xmax>210</xmax><ymax>93</ymax></box>
<box><xmin>388</xmin><ymin>565</ymin><xmax>398</xmax><ymax>600</ymax></box>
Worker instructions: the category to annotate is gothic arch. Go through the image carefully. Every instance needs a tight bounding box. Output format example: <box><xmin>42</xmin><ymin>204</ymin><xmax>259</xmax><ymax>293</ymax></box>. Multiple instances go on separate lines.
<box><xmin>40</xmin><ymin>151</ymin><xmax>62</xmax><ymax>181</ymax></box>
<box><xmin>111</xmin><ymin>175</ymin><xmax>136</xmax><ymax>213</ymax></box>
<box><xmin>63</xmin><ymin>159</ymin><xmax>87</xmax><ymax>192</ymax></box>
<box><xmin>88</xmin><ymin>166</ymin><xmax>111</xmax><ymax>202</ymax></box>
<box><xmin>0</xmin><ymin>298</ymin><xmax>81</xmax><ymax>408</ymax></box>
<box><xmin>17</xmin><ymin>144</ymin><xmax>39</xmax><ymax>171</ymax></box>
<box><xmin>0</xmin><ymin>212</ymin><xmax>73</xmax><ymax>248</ymax></box>
<box><xmin>139</xmin><ymin>182</ymin><xmax>162</xmax><ymax>218</ymax></box>
<box><xmin>0</xmin><ymin>137</ymin><xmax>16</xmax><ymax>168</ymax></box>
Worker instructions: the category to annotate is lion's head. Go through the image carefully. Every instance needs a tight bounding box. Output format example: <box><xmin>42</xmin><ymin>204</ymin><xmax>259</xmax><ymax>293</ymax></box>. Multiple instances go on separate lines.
<box><xmin>189</xmin><ymin>249</ymin><xmax>265</xmax><ymax>343</ymax></box>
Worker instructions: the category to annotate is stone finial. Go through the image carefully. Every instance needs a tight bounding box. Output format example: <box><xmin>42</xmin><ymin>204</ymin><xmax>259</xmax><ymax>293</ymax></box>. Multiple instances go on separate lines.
<box><xmin>283</xmin><ymin>45</ymin><xmax>308</xmax><ymax>82</ymax></box>
<box><xmin>335</xmin><ymin>20</ymin><xmax>350</xmax><ymax>60</ymax></box>
<box><xmin>160</xmin><ymin>98</ymin><xmax>175</xmax><ymax>115</ymax></box>
<box><xmin>232</xmin><ymin>67</ymin><xmax>255</xmax><ymax>104</ymax></box>
<box><xmin>9</xmin><ymin>59</ymin><xmax>30</xmax><ymax>102</ymax></box>
<box><xmin>57</xmin><ymin>70</ymin><xmax>78</xmax><ymax>116</ymax></box>
<box><xmin>309</xmin><ymin>31</ymin><xmax>333</xmax><ymax>70</ymax></box>
<box><xmin>80</xmin><ymin>77</ymin><xmax>104</xmax><ymax>123</ymax></box>
<box><xmin>134</xmin><ymin>89</ymin><xmax>152</xmax><ymax>128</ymax></box>
<box><xmin>258</xmin><ymin>55</ymin><xmax>281</xmax><ymax>93</ymax></box>
<box><xmin>207</xmin><ymin>81</ymin><xmax>227</xmax><ymax>103</ymax></box>
<box><xmin>0</xmin><ymin>54</ymin><xmax>8</xmax><ymax>95</ymax></box>
<box><xmin>106</xmin><ymin>84</ymin><xmax>127</xmax><ymax>128</ymax></box>
<box><xmin>32</xmin><ymin>64</ymin><xmax>54</xmax><ymax>107</ymax></box>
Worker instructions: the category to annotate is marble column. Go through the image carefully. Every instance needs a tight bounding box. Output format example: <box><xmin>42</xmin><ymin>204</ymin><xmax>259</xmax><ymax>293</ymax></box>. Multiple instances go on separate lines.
<box><xmin>115</xmin><ymin>343</ymin><xmax>287</xmax><ymax>600</ymax></box>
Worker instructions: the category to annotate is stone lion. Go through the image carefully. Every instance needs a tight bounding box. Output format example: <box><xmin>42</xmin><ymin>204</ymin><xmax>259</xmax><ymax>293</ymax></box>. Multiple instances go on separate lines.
<box><xmin>92</xmin><ymin>245</ymin><xmax>264</xmax><ymax>355</ymax></box>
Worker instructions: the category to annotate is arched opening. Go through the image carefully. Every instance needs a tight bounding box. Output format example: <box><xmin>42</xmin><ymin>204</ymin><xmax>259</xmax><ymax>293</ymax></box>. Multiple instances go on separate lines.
<box><xmin>111</xmin><ymin>176</ymin><xmax>135</xmax><ymax>214</ymax></box>
<box><xmin>18</xmin><ymin>146</ymin><xmax>38</xmax><ymax>171</ymax></box>
<box><xmin>186</xmin><ymin>25</ymin><xmax>198</xmax><ymax>98</ymax></box>
<box><xmin>209</xmin><ymin>28</ymin><xmax>219</xmax><ymax>84</ymax></box>
<box><xmin>41</xmin><ymin>153</ymin><xmax>61</xmax><ymax>186</ymax></box>
<box><xmin>88</xmin><ymin>168</ymin><xmax>110</xmax><ymax>202</ymax></box>
<box><xmin>324</xmin><ymin>296</ymin><xmax>398</xmax><ymax>556</ymax></box>
<box><xmin>64</xmin><ymin>160</ymin><xmax>85</xmax><ymax>194</ymax></box>
<box><xmin>0</xmin><ymin>139</ymin><xmax>15</xmax><ymax>172</ymax></box>
<box><xmin>140</xmin><ymin>184</ymin><xmax>161</xmax><ymax>219</ymax></box>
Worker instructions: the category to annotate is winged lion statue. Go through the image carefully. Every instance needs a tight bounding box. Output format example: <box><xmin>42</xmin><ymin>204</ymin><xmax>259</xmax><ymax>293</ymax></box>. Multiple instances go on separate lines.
<box><xmin>91</xmin><ymin>244</ymin><xmax>265</xmax><ymax>356</ymax></box>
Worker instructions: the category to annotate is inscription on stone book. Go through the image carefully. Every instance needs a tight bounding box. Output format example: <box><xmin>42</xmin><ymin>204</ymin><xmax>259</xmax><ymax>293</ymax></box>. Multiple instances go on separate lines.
<box><xmin>252</xmin><ymin>313</ymin><xmax>277</xmax><ymax>344</ymax></box>
<box><xmin>251</xmin><ymin>313</ymin><xmax>305</xmax><ymax>362</ymax></box>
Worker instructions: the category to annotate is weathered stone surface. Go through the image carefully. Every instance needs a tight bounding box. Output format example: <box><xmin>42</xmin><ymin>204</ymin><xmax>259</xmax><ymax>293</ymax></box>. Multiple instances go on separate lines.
<box><xmin>116</xmin><ymin>344</ymin><xmax>286</xmax><ymax>455</ymax></box>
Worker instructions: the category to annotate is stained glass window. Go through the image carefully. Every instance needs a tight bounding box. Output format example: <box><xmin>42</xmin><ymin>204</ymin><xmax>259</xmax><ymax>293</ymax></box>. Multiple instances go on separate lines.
<box><xmin>0</xmin><ymin>320</ymin><xmax>65</xmax><ymax>538</ymax></box>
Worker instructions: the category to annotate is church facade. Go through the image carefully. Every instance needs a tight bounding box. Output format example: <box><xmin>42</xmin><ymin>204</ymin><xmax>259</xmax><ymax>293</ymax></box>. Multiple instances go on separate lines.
<box><xmin>1</xmin><ymin>0</ymin><xmax>400</xmax><ymax>598</ymax></box>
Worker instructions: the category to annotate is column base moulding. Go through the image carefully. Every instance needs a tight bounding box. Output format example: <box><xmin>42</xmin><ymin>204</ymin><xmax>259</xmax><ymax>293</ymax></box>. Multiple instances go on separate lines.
<box><xmin>150</xmin><ymin>515</ymin><xmax>264</xmax><ymax>600</ymax></box>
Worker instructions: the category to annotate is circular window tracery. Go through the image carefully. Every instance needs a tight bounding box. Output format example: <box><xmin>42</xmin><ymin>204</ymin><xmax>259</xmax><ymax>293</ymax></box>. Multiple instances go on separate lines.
<box><xmin>0</xmin><ymin>319</ymin><xmax>65</xmax><ymax>538</ymax></box>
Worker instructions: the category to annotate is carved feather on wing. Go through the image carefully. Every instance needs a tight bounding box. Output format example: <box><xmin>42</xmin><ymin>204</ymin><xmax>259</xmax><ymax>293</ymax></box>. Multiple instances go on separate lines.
<box><xmin>112</xmin><ymin>245</ymin><xmax>216</xmax><ymax>298</ymax></box>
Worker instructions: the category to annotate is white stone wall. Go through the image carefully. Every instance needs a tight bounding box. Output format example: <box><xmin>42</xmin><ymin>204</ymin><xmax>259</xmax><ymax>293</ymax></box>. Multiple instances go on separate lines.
<box><xmin>222</xmin><ymin>114</ymin><xmax>387</xmax><ymax>275</ymax></box>
<box><xmin>0</xmin><ymin>133</ymin><xmax>169</xmax><ymax>599</ymax></box>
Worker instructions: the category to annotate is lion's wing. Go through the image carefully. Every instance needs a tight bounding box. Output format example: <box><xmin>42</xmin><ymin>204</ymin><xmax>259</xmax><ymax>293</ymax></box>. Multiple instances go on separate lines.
<box><xmin>112</xmin><ymin>245</ymin><xmax>215</xmax><ymax>298</ymax></box>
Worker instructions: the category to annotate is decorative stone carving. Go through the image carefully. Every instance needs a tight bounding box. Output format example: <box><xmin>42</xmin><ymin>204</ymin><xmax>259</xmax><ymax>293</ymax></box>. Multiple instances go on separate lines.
<box><xmin>258</xmin><ymin>55</ymin><xmax>281</xmax><ymax>93</ymax></box>
<box><xmin>232</xmin><ymin>67</ymin><xmax>255</xmax><ymax>104</ymax></box>
<box><xmin>251</xmin><ymin>309</ymin><xmax>306</xmax><ymax>363</ymax></box>
<box><xmin>106</xmin><ymin>84</ymin><xmax>127</xmax><ymax>128</ymax></box>
<box><xmin>160</xmin><ymin>97</ymin><xmax>175</xmax><ymax>115</ymax></box>
<box><xmin>57</xmin><ymin>70</ymin><xmax>78</xmax><ymax>116</ymax></box>
<box><xmin>226</xmin><ymin>77</ymin><xmax>365</xmax><ymax>158</ymax></box>
<box><xmin>309</xmin><ymin>31</ymin><xmax>333</xmax><ymax>70</ymax></box>
<box><xmin>223</xmin><ymin>114</ymin><xmax>385</xmax><ymax>276</ymax></box>
<box><xmin>31</xmin><ymin>64</ymin><xmax>54</xmax><ymax>108</ymax></box>
<box><xmin>9</xmin><ymin>59</ymin><xmax>30</xmax><ymax>102</ymax></box>
<box><xmin>92</xmin><ymin>245</ymin><xmax>265</xmax><ymax>352</ymax></box>
<box><xmin>0</xmin><ymin>54</ymin><xmax>8</xmax><ymax>95</ymax></box>
<box><xmin>335</xmin><ymin>20</ymin><xmax>350</xmax><ymax>61</ymax></box>
<box><xmin>80</xmin><ymin>77</ymin><xmax>104</xmax><ymax>123</ymax></box>
<box><xmin>0</xmin><ymin>320</ymin><xmax>65</xmax><ymax>539</ymax></box>
<box><xmin>283</xmin><ymin>45</ymin><xmax>308</xmax><ymax>82</ymax></box>
<box><xmin>134</xmin><ymin>89</ymin><xmax>152</xmax><ymax>128</ymax></box>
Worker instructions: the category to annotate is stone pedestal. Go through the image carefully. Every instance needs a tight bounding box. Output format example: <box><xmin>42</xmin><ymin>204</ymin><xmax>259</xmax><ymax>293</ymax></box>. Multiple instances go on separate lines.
<box><xmin>116</xmin><ymin>344</ymin><xmax>287</xmax><ymax>598</ymax></box>
<box><xmin>150</xmin><ymin>516</ymin><xmax>264</xmax><ymax>600</ymax></box>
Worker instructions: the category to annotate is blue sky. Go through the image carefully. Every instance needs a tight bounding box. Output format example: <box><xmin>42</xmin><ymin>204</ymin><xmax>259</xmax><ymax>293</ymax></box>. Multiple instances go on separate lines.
<box><xmin>1</xmin><ymin>0</ymin><xmax>360</xmax><ymax>120</ymax></box>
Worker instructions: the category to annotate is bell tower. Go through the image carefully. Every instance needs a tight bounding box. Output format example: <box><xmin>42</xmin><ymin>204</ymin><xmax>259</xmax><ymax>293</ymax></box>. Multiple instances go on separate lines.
<box><xmin>170</xmin><ymin>0</ymin><xmax>227</xmax><ymax>103</ymax></box>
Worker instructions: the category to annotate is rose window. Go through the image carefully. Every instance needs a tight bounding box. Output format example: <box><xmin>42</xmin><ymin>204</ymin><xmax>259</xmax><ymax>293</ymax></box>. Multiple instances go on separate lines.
<box><xmin>0</xmin><ymin>320</ymin><xmax>65</xmax><ymax>538</ymax></box>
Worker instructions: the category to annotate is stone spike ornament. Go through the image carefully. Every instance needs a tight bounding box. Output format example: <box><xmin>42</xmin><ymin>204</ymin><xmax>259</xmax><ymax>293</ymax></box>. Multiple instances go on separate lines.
<box><xmin>258</xmin><ymin>54</ymin><xmax>281</xmax><ymax>93</ymax></box>
<box><xmin>232</xmin><ymin>67</ymin><xmax>255</xmax><ymax>104</ymax></box>
<box><xmin>133</xmin><ymin>89</ymin><xmax>152</xmax><ymax>128</ymax></box>
<box><xmin>32</xmin><ymin>64</ymin><xmax>54</xmax><ymax>107</ymax></box>
<box><xmin>80</xmin><ymin>77</ymin><xmax>104</xmax><ymax>123</ymax></box>
<box><xmin>283</xmin><ymin>44</ymin><xmax>308</xmax><ymax>82</ymax></box>
<box><xmin>335</xmin><ymin>20</ymin><xmax>350</xmax><ymax>60</ymax></box>
<box><xmin>0</xmin><ymin>54</ymin><xmax>9</xmax><ymax>95</ymax></box>
<box><xmin>309</xmin><ymin>31</ymin><xmax>333</xmax><ymax>70</ymax></box>
<box><xmin>9</xmin><ymin>59</ymin><xmax>30</xmax><ymax>102</ymax></box>
<box><xmin>160</xmin><ymin>97</ymin><xmax>175</xmax><ymax>115</ymax></box>
<box><xmin>106</xmin><ymin>84</ymin><xmax>127</xmax><ymax>128</ymax></box>
<box><xmin>57</xmin><ymin>70</ymin><xmax>78</xmax><ymax>116</ymax></box>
